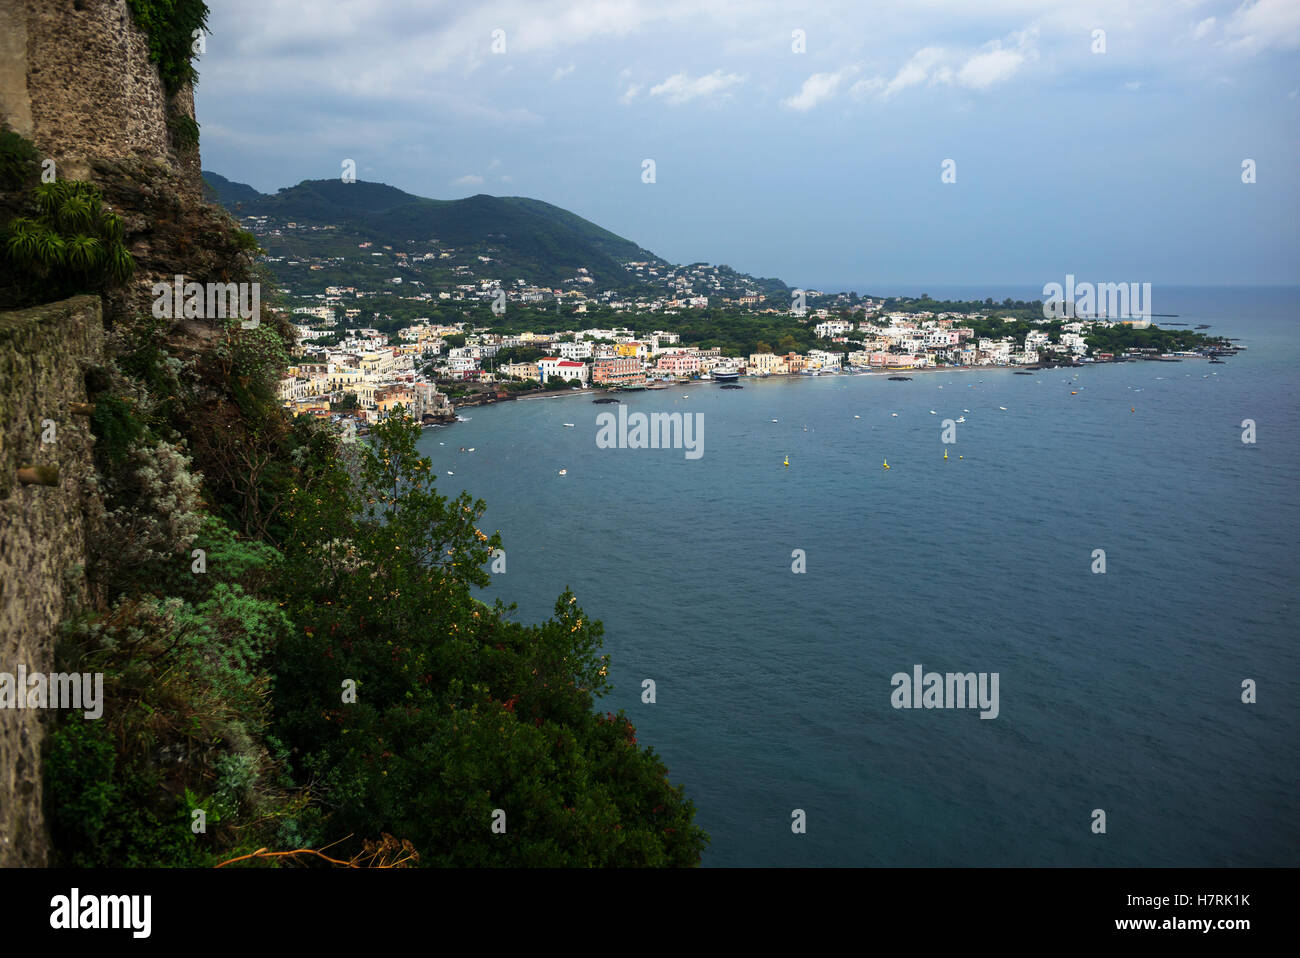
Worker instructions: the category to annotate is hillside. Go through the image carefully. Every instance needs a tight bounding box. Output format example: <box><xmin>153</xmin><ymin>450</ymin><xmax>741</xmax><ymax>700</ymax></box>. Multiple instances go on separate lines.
<box><xmin>202</xmin><ymin>173</ymin><xmax>791</xmax><ymax>304</ymax></box>
<box><xmin>202</xmin><ymin>173</ymin><xmax>667</xmax><ymax>290</ymax></box>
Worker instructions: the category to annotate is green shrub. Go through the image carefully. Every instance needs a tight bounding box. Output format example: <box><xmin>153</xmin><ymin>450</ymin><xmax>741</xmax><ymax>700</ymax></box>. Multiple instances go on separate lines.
<box><xmin>125</xmin><ymin>0</ymin><xmax>210</xmax><ymax>95</ymax></box>
<box><xmin>0</xmin><ymin>125</ymin><xmax>41</xmax><ymax>191</ymax></box>
<box><xmin>2</xmin><ymin>180</ymin><xmax>133</xmax><ymax>304</ymax></box>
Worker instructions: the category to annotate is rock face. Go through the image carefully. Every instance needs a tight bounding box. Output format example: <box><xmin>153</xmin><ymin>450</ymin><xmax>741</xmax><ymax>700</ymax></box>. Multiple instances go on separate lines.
<box><xmin>0</xmin><ymin>0</ymin><xmax>201</xmax><ymax>198</ymax></box>
<box><xmin>0</xmin><ymin>1</ymin><xmax>233</xmax><ymax>866</ymax></box>
<box><xmin>0</xmin><ymin>295</ymin><xmax>105</xmax><ymax>867</ymax></box>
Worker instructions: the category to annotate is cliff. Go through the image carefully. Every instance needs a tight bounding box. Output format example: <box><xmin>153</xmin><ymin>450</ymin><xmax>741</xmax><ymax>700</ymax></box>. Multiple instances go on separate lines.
<box><xmin>0</xmin><ymin>296</ymin><xmax>104</xmax><ymax>866</ymax></box>
<box><xmin>0</xmin><ymin>0</ymin><xmax>202</xmax><ymax>197</ymax></box>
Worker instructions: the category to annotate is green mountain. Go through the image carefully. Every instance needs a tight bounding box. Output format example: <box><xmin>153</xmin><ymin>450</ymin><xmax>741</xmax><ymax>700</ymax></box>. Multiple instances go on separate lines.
<box><xmin>201</xmin><ymin>173</ymin><xmax>667</xmax><ymax>289</ymax></box>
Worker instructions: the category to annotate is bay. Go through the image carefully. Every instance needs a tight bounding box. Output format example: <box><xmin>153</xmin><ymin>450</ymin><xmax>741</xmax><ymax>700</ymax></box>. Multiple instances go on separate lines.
<box><xmin>418</xmin><ymin>285</ymin><xmax>1300</xmax><ymax>866</ymax></box>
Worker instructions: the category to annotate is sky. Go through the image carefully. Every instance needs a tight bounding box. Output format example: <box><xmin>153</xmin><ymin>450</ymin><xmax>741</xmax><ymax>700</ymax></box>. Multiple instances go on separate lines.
<box><xmin>195</xmin><ymin>0</ymin><xmax>1300</xmax><ymax>291</ymax></box>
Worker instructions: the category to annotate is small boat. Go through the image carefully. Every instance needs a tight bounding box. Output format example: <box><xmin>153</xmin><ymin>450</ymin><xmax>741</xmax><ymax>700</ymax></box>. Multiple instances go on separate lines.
<box><xmin>1070</xmin><ymin>390</ymin><xmax>1077</xmax><ymax>395</ymax></box>
<box><xmin>955</xmin><ymin>416</ymin><xmax>965</xmax><ymax>423</ymax></box>
<box><xmin>447</xmin><ymin>471</ymin><xmax>454</xmax><ymax>475</ymax></box>
<box><xmin>929</xmin><ymin>410</ymin><xmax>936</xmax><ymax>415</ymax></box>
<box><xmin>771</xmin><ymin>419</ymin><xmax>779</xmax><ymax>423</ymax></box>
<box><xmin>891</xmin><ymin>413</ymin><xmax>898</xmax><ymax>417</ymax></box>
<box><xmin>562</xmin><ymin>423</ymin><xmax>575</xmax><ymax>428</ymax></box>
<box><xmin>853</xmin><ymin>415</ymin><xmax>861</xmax><ymax>419</ymax></box>
<box><xmin>998</xmin><ymin>406</ymin><xmax>1007</xmax><ymax>410</ymax></box>
<box><xmin>963</xmin><ymin>409</ymin><xmax>969</xmax><ymax>412</ymax></box>
<box><xmin>558</xmin><ymin>469</ymin><xmax>567</xmax><ymax>476</ymax></box>
<box><xmin>468</xmin><ymin>447</ymin><xmax>475</xmax><ymax>452</ymax></box>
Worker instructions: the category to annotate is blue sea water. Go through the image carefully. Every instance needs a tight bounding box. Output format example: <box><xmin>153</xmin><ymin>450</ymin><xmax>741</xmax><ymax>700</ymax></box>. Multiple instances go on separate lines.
<box><xmin>418</xmin><ymin>286</ymin><xmax>1300</xmax><ymax>867</ymax></box>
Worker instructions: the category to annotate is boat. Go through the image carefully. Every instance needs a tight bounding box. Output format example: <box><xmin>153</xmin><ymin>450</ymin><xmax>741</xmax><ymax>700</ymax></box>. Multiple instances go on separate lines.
<box><xmin>853</xmin><ymin>415</ymin><xmax>861</xmax><ymax>419</ymax></box>
<box><xmin>562</xmin><ymin>423</ymin><xmax>575</xmax><ymax>427</ymax></box>
<box><xmin>955</xmin><ymin>416</ymin><xmax>965</xmax><ymax>423</ymax></box>
<box><xmin>929</xmin><ymin>410</ymin><xmax>936</xmax><ymax>415</ymax></box>
<box><xmin>712</xmin><ymin>369</ymin><xmax>740</xmax><ymax>382</ymax></box>
<box><xmin>558</xmin><ymin>469</ymin><xmax>567</xmax><ymax>476</ymax></box>
<box><xmin>999</xmin><ymin>406</ymin><xmax>1008</xmax><ymax>410</ymax></box>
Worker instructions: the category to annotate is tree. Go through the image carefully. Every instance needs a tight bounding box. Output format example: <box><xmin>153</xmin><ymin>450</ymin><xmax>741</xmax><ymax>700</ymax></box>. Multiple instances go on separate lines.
<box><xmin>274</xmin><ymin>413</ymin><xmax>708</xmax><ymax>865</ymax></box>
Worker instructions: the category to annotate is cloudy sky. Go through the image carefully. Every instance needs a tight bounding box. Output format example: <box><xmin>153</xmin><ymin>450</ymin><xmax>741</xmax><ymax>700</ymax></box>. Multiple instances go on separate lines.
<box><xmin>196</xmin><ymin>0</ymin><xmax>1299</xmax><ymax>290</ymax></box>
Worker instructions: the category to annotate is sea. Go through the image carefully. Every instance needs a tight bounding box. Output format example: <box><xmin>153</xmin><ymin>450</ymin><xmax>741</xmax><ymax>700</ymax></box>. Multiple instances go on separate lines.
<box><xmin>417</xmin><ymin>285</ymin><xmax>1300</xmax><ymax>867</ymax></box>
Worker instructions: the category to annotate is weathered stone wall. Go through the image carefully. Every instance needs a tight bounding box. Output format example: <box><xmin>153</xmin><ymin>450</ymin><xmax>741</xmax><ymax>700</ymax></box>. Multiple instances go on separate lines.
<box><xmin>0</xmin><ymin>295</ymin><xmax>104</xmax><ymax>867</ymax></box>
<box><xmin>0</xmin><ymin>0</ymin><xmax>201</xmax><ymax>198</ymax></box>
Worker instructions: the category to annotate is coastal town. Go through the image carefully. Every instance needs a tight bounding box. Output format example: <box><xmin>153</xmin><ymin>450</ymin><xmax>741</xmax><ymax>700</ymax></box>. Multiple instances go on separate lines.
<box><xmin>275</xmin><ymin>269</ymin><xmax>1238</xmax><ymax>431</ymax></box>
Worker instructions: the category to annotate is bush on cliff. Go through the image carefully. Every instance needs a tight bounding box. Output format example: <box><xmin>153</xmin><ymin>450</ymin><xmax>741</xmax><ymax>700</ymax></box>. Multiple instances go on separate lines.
<box><xmin>272</xmin><ymin>412</ymin><xmax>708</xmax><ymax>865</ymax></box>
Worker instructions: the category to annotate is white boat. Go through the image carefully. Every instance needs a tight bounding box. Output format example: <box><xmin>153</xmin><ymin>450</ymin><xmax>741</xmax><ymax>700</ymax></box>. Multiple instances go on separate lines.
<box><xmin>558</xmin><ymin>469</ymin><xmax>567</xmax><ymax>476</ymax></box>
<box><xmin>999</xmin><ymin>406</ymin><xmax>1008</xmax><ymax>410</ymax></box>
<box><xmin>929</xmin><ymin>410</ymin><xmax>936</xmax><ymax>415</ymax></box>
<box><xmin>956</xmin><ymin>416</ymin><xmax>966</xmax><ymax>423</ymax></box>
<box><xmin>563</xmin><ymin>423</ymin><xmax>575</xmax><ymax>427</ymax></box>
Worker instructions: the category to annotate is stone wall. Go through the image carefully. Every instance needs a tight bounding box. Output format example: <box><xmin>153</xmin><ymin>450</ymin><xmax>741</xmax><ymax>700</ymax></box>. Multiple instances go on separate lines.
<box><xmin>0</xmin><ymin>295</ymin><xmax>105</xmax><ymax>867</ymax></box>
<box><xmin>0</xmin><ymin>0</ymin><xmax>201</xmax><ymax>198</ymax></box>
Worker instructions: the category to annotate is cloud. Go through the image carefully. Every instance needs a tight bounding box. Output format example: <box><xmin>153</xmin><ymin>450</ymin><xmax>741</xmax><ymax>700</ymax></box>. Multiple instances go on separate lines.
<box><xmin>453</xmin><ymin>174</ymin><xmax>485</xmax><ymax>186</ymax></box>
<box><xmin>619</xmin><ymin>83</ymin><xmax>642</xmax><ymax>104</ymax></box>
<box><xmin>553</xmin><ymin>62</ymin><xmax>576</xmax><ymax>80</ymax></box>
<box><xmin>1124</xmin><ymin>81</ymin><xmax>1142</xmax><ymax>91</ymax></box>
<box><xmin>956</xmin><ymin>47</ymin><xmax>1026</xmax><ymax>89</ymax></box>
<box><xmin>648</xmin><ymin>69</ymin><xmax>745</xmax><ymax>104</ymax></box>
<box><xmin>848</xmin><ymin>76</ymin><xmax>885</xmax><ymax>99</ymax></box>
<box><xmin>857</xmin><ymin>29</ymin><xmax>1036</xmax><ymax>100</ymax></box>
<box><xmin>880</xmin><ymin>46</ymin><xmax>946</xmax><ymax>99</ymax></box>
<box><xmin>1224</xmin><ymin>0</ymin><xmax>1300</xmax><ymax>53</ymax></box>
<box><xmin>782</xmin><ymin>71</ymin><xmax>845</xmax><ymax>111</ymax></box>
<box><xmin>1193</xmin><ymin>17</ymin><xmax>1217</xmax><ymax>40</ymax></box>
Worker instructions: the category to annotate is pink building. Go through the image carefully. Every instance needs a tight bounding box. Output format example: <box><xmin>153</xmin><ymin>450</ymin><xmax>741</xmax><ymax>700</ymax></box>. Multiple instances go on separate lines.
<box><xmin>656</xmin><ymin>352</ymin><xmax>701</xmax><ymax>376</ymax></box>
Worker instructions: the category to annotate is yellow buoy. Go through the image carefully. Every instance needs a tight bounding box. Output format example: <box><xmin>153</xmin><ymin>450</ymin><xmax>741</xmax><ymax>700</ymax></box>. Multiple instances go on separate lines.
<box><xmin>883</xmin><ymin>460</ymin><xmax>890</xmax><ymax>470</ymax></box>
<box><xmin>944</xmin><ymin>448</ymin><xmax>948</xmax><ymax>460</ymax></box>
<box><xmin>783</xmin><ymin>455</ymin><xmax>789</xmax><ymax>467</ymax></box>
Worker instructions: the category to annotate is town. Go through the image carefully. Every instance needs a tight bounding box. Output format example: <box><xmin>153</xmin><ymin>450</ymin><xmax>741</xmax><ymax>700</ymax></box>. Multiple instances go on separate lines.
<box><xmin>274</xmin><ymin>261</ymin><xmax>1236</xmax><ymax>432</ymax></box>
<box><xmin>246</xmin><ymin>200</ymin><xmax>1239</xmax><ymax>431</ymax></box>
